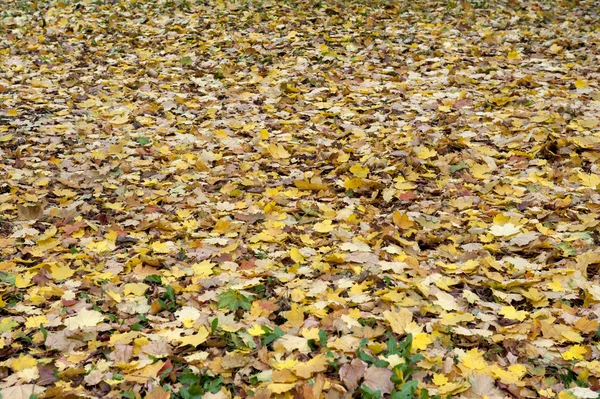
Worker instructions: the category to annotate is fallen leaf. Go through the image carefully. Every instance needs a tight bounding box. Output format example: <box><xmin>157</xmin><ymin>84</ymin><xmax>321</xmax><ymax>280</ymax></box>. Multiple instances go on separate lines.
<box><xmin>64</xmin><ymin>309</ymin><xmax>105</xmax><ymax>330</ymax></box>
<box><xmin>362</xmin><ymin>366</ymin><xmax>394</xmax><ymax>394</ymax></box>
<box><xmin>339</xmin><ymin>359</ymin><xmax>367</xmax><ymax>391</ymax></box>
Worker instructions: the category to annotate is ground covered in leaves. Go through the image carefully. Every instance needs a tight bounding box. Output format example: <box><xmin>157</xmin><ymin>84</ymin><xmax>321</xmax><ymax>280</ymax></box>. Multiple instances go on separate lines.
<box><xmin>1</xmin><ymin>0</ymin><xmax>600</xmax><ymax>398</ymax></box>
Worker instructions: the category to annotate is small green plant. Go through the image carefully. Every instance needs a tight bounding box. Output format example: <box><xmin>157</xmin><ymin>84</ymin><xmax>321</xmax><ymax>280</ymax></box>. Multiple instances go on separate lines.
<box><xmin>174</xmin><ymin>369</ymin><xmax>223</xmax><ymax>399</ymax></box>
<box><xmin>217</xmin><ymin>289</ymin><xmax>252</xmax><ymax>311</ymax></box>
<box><xmin>261</xmin><ymin>326</ymin><xmax>284</xmax><ymax>346</ymax></box>
<box><xmin>356</xmin><ymin>334</ymin><xmax>438</xmax><ymax>399</ymax></box>
<box><xmin>158</xmin><ymin>285</ymin><xmax>179</xmax><ymax>311</ymax></box>
<box><xmin>130</xmin><ymin>314</ymin><xmax>150</xmax><ymax>331</ymax></box>
<box><xmin>136</xmin><ymin>136</ymin><xmax>151</xmax><ymax>146</ymax></box>
<box><xmin>144</xmin><ymin>274</ymin><xmax>162</xmax><ymax>284</ymax></box>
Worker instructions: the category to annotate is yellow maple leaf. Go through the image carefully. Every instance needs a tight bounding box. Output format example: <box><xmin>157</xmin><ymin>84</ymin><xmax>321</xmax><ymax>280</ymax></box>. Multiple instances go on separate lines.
<box><xmin>349</xmin><ymin>163</ymin><xmax>369</xmax><ymax>178</ymax></box>
<box><xmin>489</xmin><ymin>223</ymin><xmax>521</xmax><ymax>237</ymax></box>
<box><xmin>105</xmin><ymin>202</ymin><xmax>124</xmax><ymax>211</ymax></box>
<box><xmin>558</xmin><ymin>392</ymin><xmax>576</xmax><ymax>399</ymax></box>
<box><xmin>539</xmin><ymin>388</ymin><xmax>555</xmax><ymax>397</ymax></box>
<box><xmin>24</xmin><ymin>315</ymin><xmax>49</xmax><ymax>329</ymax></box>
<box><xmin>337</xmin><ymin>152</ymin><xmax>350</xmax><ymax>163</ymax></box>
<box><xmin>151</xmin><ymin>242</ymin><xmax>170</xmax><ymax>253</ymax></box>
<box><xmin>79</xmin><ymin>98</ymin><xmax>98</xmax><ymax>108</ymax></box>
<box><xmin>579</xmin><ymin>118</ymin><xmax>599</xmax><ymax>129</ymax></box>
<box><xmin>6</xmin><ymin>108</ymin><xmax>18</xmax><ymax>117</ymax></box>
<box><xmin>412</xmin><ymin>333</ymin><xmax>433</xmax><ymax>351</ymax></box>
<box><xmin>548</xmin><ymin>279</ymin><xmax>564</xmax><ymax>292</ymax></box>
<box><xmin>549</xmin><ymin>43</ymin><xmax>562</xmax><ymax>53</ymax></box>
<box><xmin>313</xmin><ymin>220</ymin><xmax>335</xmax><ymax>233</ymax></box>
<box><xmin>578</xmin><ymin>172</ymin><xmax>600</xmax><ymax>189</ymax></box>
<box><xmin>15</xmin><ymin>275</ymin><xmax>33</xmax><ymax>288</ymax></box>
<box><xmin>175</xmin><ymin>307</ymin><xmax>201</xmax><ymax>328</ymax></box>
<box><xmin>293</xmin><ymin>354</ymin><xmax>328</xmax><ymax>378</ymax></box>
<box><xmin>284</xmin><ymin>304</ymin><xmax>305</xmax><ymax>328</ymax></box>
<box><xmin>434</xmin><ymin>291</ymin><xmax>459</xmax><ymax>311</ymax></box>
<box><xmin>393</xmin><ymin>211</ymin><xmax>414</xmax><ymax>229</ymax></box>
<box><xmin>574</xmin><ymin>79</ymin><xmax>589</xmax><ymax>89</ymax></box>
<box><xmin>11</xmin><ymin>354</ymin><xmax>38</xmax><ymax>372</ymax></box>
<box><xmin>415</xmin><ymin>146</ymin><xmax>437</xmax><ymax>159</ymax></box>
<box><xmin>177</xmin><ymin>326</ymin><xmax>209</xmax><ymax>347</ymax></box>
<box><xmin>192</xmin><ymin>260</ymin><xmax>214</xmax><ymax>277</ymax></box>
<box><xmin>64</xmin><ymin>308</ymin><xmax>105</xmax><ymax>330</ymax></box>
<box><xmin>460</xmin><ymin>349</ymin><xmax>487</xmax><ymax>370</ymax></box>
<box><xmin>106</xmin><ymin>290</ymin><xmax>122</xmax><ymax>303</ymax></box>
<box><xmin>0</xmin><ymin>133</ymin><xmax>14</xmax><ymax>142</ymax></box>
<box><xmin>383</xmin><ymin>307</ymin><xmax>413</xmax><ymax>335</ymax></box>
<box><xmin>49</xmin><ymin>263</ymin><xmax>75</xmax><ymax>281</ymax></box>
<box><xmin>499</xmin><ymin>306</ymin><xmax>527</xmax><ymax>321</ymax></box>
<box><xmin>440</xmin><ymin>313</ymin><xmax>475</xmax><ymax>326</ymax></box>
<box><xmin>301</xmin><ymin>327</ymin><xmax>321</xmax><ymax>340</ymax></box>
<box><xmin>491</xmin><ymin>364</ymin><xmax>527</xmax><ymax>385</ymax></box>
<box><xmin>212</xmin><ymin>218</ymin><xmax>231</xmax><ymax>234</ymax></box>
<box><xmin>86</xmin><ymin>240</ymin><xmax>113</xmax><ymax>253</ymax></box>
<box><xmin>289</xmin><ymin>247</ymin><xmax>305</xmax><ymax>264</ymax></box>
<box><xmin>110</xmin><ymin>114</ymin><xmax>130</xmax><ymax>125</ymax></box>
<box><xmin>123</xmin><ymin>283</ymin><xmax>149</xmax><ymax>296</ymax></box>
<box><xmin>0</xmin><ymin>318</ymin><xmax>17</xmax><ymax>332</ymax></box>
<box><xmin>344</xmin><ymin>177</ymin><xmax>363</xmax><ymax>190</ymax></box>
<box><xmin>228</xmin><ymin>120</ymin><xmax>243</xmax><ymax>129</ymax></box>
<box><xmin>259</xmin><ymin>129</ymin><xmax>269</xmax><ymax>139</ymax></box>
<box><xmin>248</xmin><ymin>324</ymin><xmax>266</xmax><ymax>336</ymax></box>
<box><xmin>507</xmin><ymin>50</ymin><xmax>521</xmax><ymax>60</ymax></box>
<box><xmin>471</xmin><ymin>163</ymin><xmax>491</xmax><ymax>179</ymax></box>
<box><xmin>561</xmin><ymin>329</ymin><xmax>584</xmax><ymax>343</ymax></box>
<box><xmin>268</xmin><ymin>143</ymin><xmax>291</xmax><ymax>159</ymax></box>
<box><xmin>562</xmin><ymin>345</ymin><xmax>587</xmax><ymax>361</ymax></box>
<box><xmin>123</xmin><ymin>360</ymin><xmax>165</xmax><ymax>383</ymax></box>
<box><xmin>433</xmin><ymin>373</ymin><xmax>448</xmax><ymax>386</ymax></box>
<box><xmin>273</xmin><ymin>357</ymin><xmax>299</xmax><ymax>370</ymax></box>
<box><xmin>438</xmin><ymin>381</ymin><xmax>472</xmax><ymax>395</ymax></box>
<box><xmin>267</xmin><ymin>383</ymin><xmax>297</xmax><ymax>394</ymax></box>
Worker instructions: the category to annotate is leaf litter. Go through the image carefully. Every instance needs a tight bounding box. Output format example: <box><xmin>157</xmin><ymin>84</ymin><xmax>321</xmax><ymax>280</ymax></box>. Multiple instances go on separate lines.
<box><xmin>1</xmin><ymin>0</ymin><xmax>600</xmax><ymax>398</ymax></box>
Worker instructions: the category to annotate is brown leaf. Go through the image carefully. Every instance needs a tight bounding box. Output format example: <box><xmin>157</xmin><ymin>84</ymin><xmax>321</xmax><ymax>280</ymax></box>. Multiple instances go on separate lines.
<box><xmin>0</xmin><ymin>385</ymin><xmax>45</xmax><ymax>399</ymax></box>
<box><xmin>17</xmin><ymin>203</ymin><xmax>43</xmax><ymax>220</ymax></box>
<box><xmin>252</xmin><ymin>387</ymin><xmax>272</xmax><ymax>399</ymax></box>
<box><xmin>312</xmin><ymin>373</ymin><xmax>326</xmax><ymax>398</ymax></box>
<box><xmin>362</xmin><ymin>366</ymin><xmax>394</xmax><ymax>395</ymax></box>
<box><xmin>37</xmin><ymin>364</ymin><xmax>58</xmax><ymax>386</ymax></box>
<box><xmin>109</xmin><ymin>343</ymin><xmax>133</xmax><ymax>363</ymax></box>
<box><xmin>145</xmin><ymin>386</ymin><xmax>170</xmax><ymax>399</ymax></box>
<box><xmin>339</xmin><ymin>359</ymin><xmax>367</xmax><ymax>391</ymax></box>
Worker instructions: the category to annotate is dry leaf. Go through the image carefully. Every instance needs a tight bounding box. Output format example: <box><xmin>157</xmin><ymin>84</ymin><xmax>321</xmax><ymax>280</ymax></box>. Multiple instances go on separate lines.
<box><xmin>339</xmin><ymin>359</ymin><xmax>367</xmax><ymax>391</ymax></box>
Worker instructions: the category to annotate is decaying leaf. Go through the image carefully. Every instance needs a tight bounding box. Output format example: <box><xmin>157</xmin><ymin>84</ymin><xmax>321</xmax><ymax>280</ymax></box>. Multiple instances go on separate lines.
<box><xmin>2</xmin><ymin>0</ymin><xmax>599</xmax><ymax>397</ymax></box>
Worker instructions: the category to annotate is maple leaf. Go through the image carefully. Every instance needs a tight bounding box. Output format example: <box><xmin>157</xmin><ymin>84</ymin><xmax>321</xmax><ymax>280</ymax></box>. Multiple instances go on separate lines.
<box><xmin>489</xmin><ymin>223</ymin><xmax>521</xmax><ymax>237</ymax></box>
<box><xmin>64</xmin><ymin>309</ymin><xmax>105</xmax><ymax>330</ymax></box>
<box><xmin>499</xmin><ymin>306</ymin><xmax>527</xmax><ymax>321</ymax></box>
<box><xmin>217</xmin><ymin>289</ymin><xmax>252</xmax><ymax>311</ymax></box>
<box><xmin>562</xmin><ymin>345</ymin><xmax>587</xmax><ymax>361</ymax></box>
<box><xmin>11</xmin><ymin>354</ymin><xmax>38</xmax><ymax>372</ymax></box>
<box><xmin>460</xmin><ymin>349</ymin><xmax>487</xmax><ymax>371</ymax></box>
<box><xmin>49</xmin><ymin>263</ymin><xmax>75</xmax><ymax>281</ymax></box>
<box><xmin>176</xmin><ymin>326</ymin><xmax>209</xmax><ymax>347</ymax></box>
<box><xmin>0</xmin><ymin>385</ymin><xmax>45</xmax><ymax>399</ymax></box>
<box><xmin>383</xmin><ymin>307</ymin><xmax>413</xmax><ymax>335</ymax></box>
<box><xmin>145</xmin><ymin>386</ymin><xmax>171</xmax><ymax>399</ymax></box>
<box><xmin>293</xmin><ymin>354</ymin><xmax>328</xmax><ymax>378</ymax></box>
<box><xmin>2</xmin><ymin>0</ymin><xmax>600</xmax><ymax>397</ymax></box>
<box><xmin>313</xmin><ymin>220</ymin><xmax>335</xmax><ymax>233</ymax></box>
<box><xmin>362</xmin><ymin>366</ymin><xmax>394</xmax><ymax>395</ymax></box>
<box><xmin>340</xmin><ymin>359</ymin><xmax>367</xmax><ymax>391</ymax></box>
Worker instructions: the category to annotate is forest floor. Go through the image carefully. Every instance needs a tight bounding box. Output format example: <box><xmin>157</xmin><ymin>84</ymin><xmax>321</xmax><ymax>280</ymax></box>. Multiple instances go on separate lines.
<box><xmin>1</xmin><ymin>0</ymin><xmax>600</xmax><ymax>398</ymax></box>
